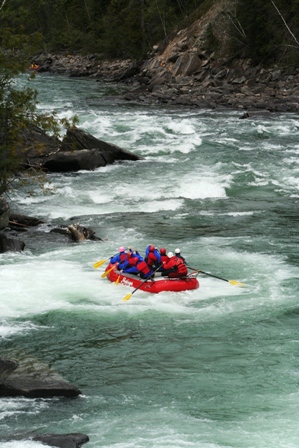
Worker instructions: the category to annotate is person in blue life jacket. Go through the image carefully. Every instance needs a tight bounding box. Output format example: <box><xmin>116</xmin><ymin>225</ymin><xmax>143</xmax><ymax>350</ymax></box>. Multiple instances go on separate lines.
<box><xmin>174</xmin><ymin>248</ymin><xmax>186</xmax><ymax>264</ymax></box>
<box><xmin>119</xmin><ymin>256</ymin><xmax>139</xmax><ymax>274</ymax></box>
<box><xmin>110</xmin><ymin>246</ymin><xmax>127</xmax><ymax>264</ymax></box>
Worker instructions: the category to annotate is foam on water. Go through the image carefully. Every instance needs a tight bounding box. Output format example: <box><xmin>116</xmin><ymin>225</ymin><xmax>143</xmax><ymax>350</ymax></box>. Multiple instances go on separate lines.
<box><xmin>3</xmin><ymin>75</ymin><xmax>299</xmax><ymax>448</ymax></box>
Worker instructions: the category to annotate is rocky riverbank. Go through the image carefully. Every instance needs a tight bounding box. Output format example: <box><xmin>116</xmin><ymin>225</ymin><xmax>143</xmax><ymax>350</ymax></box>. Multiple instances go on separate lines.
<box><xmin>32</xmin><ymin>0</ymin><xmax>299</xmax><ymax>114</ymax></box>
<box><xmin>34</xmin><ymin>51</ymin><xmax>299</xmax><ymax>114</ymax></box>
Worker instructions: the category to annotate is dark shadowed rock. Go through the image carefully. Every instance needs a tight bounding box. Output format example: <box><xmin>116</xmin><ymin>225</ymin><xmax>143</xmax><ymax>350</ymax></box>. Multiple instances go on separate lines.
<box><xmin>2</xmin><ymin>433</ymin><xmax>89</xmax><ymax>448</ymax></box>
<box><xmin>0</xmin><ymin>197</ymin><xmax>10</xmax><ymax>230</ymax></box>
<box><xmin>9</xmin><ymin>213</ymin><xmax>45</xmax><ymax>228</ymax></box>
<box><xmin>32</xmin><ymin>433</ymin><xmax>89</xmax><ymax>448</ymax></box>
<box><xmin>60</xmin><ymin>127</ymin><xmax>142</xmax><ymax>165</ymax></box>
<box><xmin>0</xmin><ymin>358</ymin><xmax>19</xmax><ymax>383</ymax></box>
<box><xmin>43</xmin><ymin>148</ymin><xmax>107</xmax><ymax>171</ymax></box>
<box><xmin>0</xmin><ymin>233</ymin><xmax>25</xmax><ymax>253</ymax></box>
<box><xmin>16</xmin><ymin>125</ymin><xmax>141</xmax><ymax>172</ymax></box>
<box><xmin>8</xmin><ymin>213</ymin><xmax>101</xmax><ymax>242</ymax></box>
<box><xmin>17</xmin><ymin>124</ymin><xmax>61</xmax><ymax>168</ymax></box>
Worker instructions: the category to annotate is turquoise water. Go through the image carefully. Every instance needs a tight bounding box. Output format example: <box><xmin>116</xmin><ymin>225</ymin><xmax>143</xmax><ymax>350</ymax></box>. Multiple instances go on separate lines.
<box><xmin>1</xmin><ymin>74</ymin><xmax>299</xmax><ymax>447</ymax></box>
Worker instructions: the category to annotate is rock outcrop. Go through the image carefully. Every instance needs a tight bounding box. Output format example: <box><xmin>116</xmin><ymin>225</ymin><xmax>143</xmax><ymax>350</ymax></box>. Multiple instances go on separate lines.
<box><xmin>0</xmin><ymin>210</ymin><xmax>102</xmax><ymax>253</ymax></box>
<box><xmin>0</xmin><ymin>358</ymin><xmax>19</xmax><ymax>383</ymax></box>
<box><xmin>18</xmin><ymin>126</ymin><xmax>142</xmax><ymax>172</ymax></box>
<box><xmin>32</xmin><ymin>433</ymin><xmax>89</xmax><ymax>448</ymax></box>
<box><xmin>0</xmin><ymin>357</ymin><xmax>81</xmax><ymax>398</ymax></box>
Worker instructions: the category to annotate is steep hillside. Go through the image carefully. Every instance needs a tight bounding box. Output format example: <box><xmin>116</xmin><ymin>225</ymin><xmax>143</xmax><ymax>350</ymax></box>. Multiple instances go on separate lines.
<box><xmin>121</xmin><ymin>0</ymin><xmax>299</xmax><ymax>113</ymax></box>
<box><xmin>32</xmin><ymin>0</ymin><xmax>299</xmax><ymax>113</ymax></box>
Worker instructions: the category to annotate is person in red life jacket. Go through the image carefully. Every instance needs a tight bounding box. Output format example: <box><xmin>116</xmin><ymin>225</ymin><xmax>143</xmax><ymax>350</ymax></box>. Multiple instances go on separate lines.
<box><xmin>174</xmin><ymin>248</ymin><xmax>186</xmax><ymax>263</ymax></box>
<box><xmin>110</xmin><ymin>246</ymin><xmax>127</xmax><ymax>264</ymax></box>
<box><xmin>121</xmin><ymin>256</ymin><xmax>154</xmax><ymax>279</ymax></box>
<box><xmin>117</xmin><ymin>247</ymin><xmax>135</xmax><ymax>269</ymax></box>
<box><xmin>158</xmin><ymin>248</ymin><xmax>169</xmax><ymax>271</ymax></box>
<box><xmin>161</xmin><ymin>252</ymin><xmax>188</xmax><ymax>278</ymax></box>
<box><xmin>145</xmin><ymin>245</ymin><xmax>162</xmax><ymax>270</ymax></box>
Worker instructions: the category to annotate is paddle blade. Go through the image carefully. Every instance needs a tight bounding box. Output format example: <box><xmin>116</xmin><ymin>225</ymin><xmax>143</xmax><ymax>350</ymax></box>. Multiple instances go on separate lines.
<box><xmin>93</xmin><ymin>259</ymin><xmax>108</xmax><ymax>269</ymax></box>
<box><xmin>122</xmin><ymin>293</ymin><xmax>132</xmax><ymax>302</ymax></box>
<box><xmin>229</xmin><ymin>280</ymin><xmax>247</xmax><ymax>287</ymax></box>
<box><xmin>101</xmin><ymin>265</ymin><xmax>116</xmax><ymax>278</ymax></box>
<box><xmin>115</xmin><ymin>275</ymin><xmax>120</xmax><ymax>285</ymax></box>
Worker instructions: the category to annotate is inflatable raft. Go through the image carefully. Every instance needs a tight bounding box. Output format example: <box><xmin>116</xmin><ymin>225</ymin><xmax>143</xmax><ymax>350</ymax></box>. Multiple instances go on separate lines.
<box><xmin>105</xmin><ymin>263</ymin><xmax>199</xmax><ymax>294</ymax></box>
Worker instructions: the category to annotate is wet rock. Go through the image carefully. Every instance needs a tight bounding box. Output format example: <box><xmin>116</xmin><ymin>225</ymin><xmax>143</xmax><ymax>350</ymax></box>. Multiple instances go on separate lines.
<box><xmin>32</xmin><ymin>433</ymin><xmax>89</xmax><ymax>448</ymax></box>
<box><xmin>9</xmin><ymin>213</ymin><xmax>45</xmax><ymax>229</ymax></box>
<box><xmin>8</xmin><ymin>213</ymin><xmax>101</xmax><ymax>242</ymax></box>
<box><xmin>0</xmin><ymin>233</ymin><xmax>25</xmax><ymax>253</ymax></box>
<box><xmin>3</xmin><ymin>433</ymin><xmax>89</xmax><ymax>448</ymax></box>
<box><xmin>0</xmin><ymin>197</ymin><xmax>10</xmax><ymax>230</ymax></box>
<box><xmin>0</xmin><ymin>358</ymin><xmax>81</xmax><ymax>398</ymax></box>
<box><xmin>16</xmin><ymin>125</ymin><xmax>141</xmax><ymax>172</ymax></box>
<box><xmin>0</xmin><ymin>358</ymin><xmax>19</xmax><ymax>383</ymax></box>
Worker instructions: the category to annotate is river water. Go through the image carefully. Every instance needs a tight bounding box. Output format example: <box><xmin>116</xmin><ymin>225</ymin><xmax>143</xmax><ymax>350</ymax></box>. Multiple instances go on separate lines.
<box><xmin>1</xmin><ymin>74</ymin><xmax>299</xmax><ymax>447</ymax></box>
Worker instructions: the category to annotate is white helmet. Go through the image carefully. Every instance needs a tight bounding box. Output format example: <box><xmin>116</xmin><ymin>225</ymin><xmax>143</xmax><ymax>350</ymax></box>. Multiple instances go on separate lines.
<box><xmin>168</xmin><ymin>251</ymin><xmax>174</xmax><ymax>258</ymax></box>
<box><xmin>175</xmin><ymin>248</ymin><xmax>180</xmax><ymax>254</ymax></box>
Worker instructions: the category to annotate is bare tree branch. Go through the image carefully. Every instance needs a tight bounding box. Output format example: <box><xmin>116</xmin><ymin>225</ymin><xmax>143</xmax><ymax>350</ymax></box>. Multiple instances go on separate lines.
<box><xmin>0</xmin><ymin>0</ymin><xmax>7</xmax><ymax>11</ymax></box>
<box><xmin>271</xmin><ymin>0</ymin><xmax>299</xmax><ymax>46</ymax></box>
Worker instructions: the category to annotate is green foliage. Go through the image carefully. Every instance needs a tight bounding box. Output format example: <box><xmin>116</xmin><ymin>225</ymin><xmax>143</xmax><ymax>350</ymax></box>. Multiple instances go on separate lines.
<box><xmin>0</xmin><ymin>6</ymin><xmax>75</xmax><ymax>194</ymax></box>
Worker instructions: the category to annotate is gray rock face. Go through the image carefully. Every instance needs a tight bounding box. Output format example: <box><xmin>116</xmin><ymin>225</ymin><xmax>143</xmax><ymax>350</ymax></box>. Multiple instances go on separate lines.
<box><xmin>17</xmin><ymin>126</ymin><xmax>142</xmax><ymax>172</ymax></box>
<box><xmin>0</xmin><ymin>357</ymin><xmax>81</xmax><ymax>398</ymax></box>
<box><xmin>0</xmin><ymin>233</ymin><xmax>25</xmax><ymax>253</ymax></box>
<box><xmin>0</xmin><ymin>358</ymin><xmax>19</xmax><ymax>383</ymax></box>
<box><xmin>32</xmin><ymin>433</ymin><xmax>89</xmax><ymax>448</ymax></box>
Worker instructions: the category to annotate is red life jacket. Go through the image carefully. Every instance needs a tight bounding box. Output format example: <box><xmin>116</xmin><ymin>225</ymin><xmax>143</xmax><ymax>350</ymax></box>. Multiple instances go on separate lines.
<box><xmin>137</xmin><ymin>260</ymin><xmax>151</xmax><ymax>275</ymax></box>
<box><xmin>164</xmin><ymin>256</ymin><xmax>188</xmax><ymax>275</ymax></box>
<box><xmin>128</xmin><ymin>257</ymin><xmax>139</xmax><ymax>266</ymax></box>
<box><xmin>160</xmin><ymin>254</ymin><xmax>169</xmax><ymax>264</ymax></box>
<box><xmin>174</xmin><ymin>257</ymin><xmax>188</xmax><ymax>275</ymax></box>
<box><xmin>119</xmin><ymin>252</ymin><xmax>128</xmax><ymax>262</ymax></box>
<box><xmin>147</xmin><ymin>251</ymin><xmax>158</xmax><ymax>266</ymax></box>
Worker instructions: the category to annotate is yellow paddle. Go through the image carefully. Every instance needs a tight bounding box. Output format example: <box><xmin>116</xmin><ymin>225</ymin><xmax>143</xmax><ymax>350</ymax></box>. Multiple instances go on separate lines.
<box><xmin>93</xmin><ymin>258</ymin><xmax>109</xmax><ymax>269</ymax></box>
<box><xmin>115</xmin><ymin>275</ymin><xmax>120</xmax><ymax>285</ymax></box>
<box><xmin>93</xmin><ymin>248</ymin><xmax>128</xmax><ymax>269</ymax></box>
<box><xmin>101</xmin><ymin>264</ymin><xmax>117</xmax><ymax>278</ymax></box>
<box><xmin>187</xmin><ymin>266</ymin><xmax>247</xmax><ymax>287</ymax></box>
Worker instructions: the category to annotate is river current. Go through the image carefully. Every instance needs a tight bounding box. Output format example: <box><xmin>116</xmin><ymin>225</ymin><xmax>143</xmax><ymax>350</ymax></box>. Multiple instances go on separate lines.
<box><xmin>1</xmin><ymin>74</ymin><xmax>299</xmax><ymax>447</ymax></box>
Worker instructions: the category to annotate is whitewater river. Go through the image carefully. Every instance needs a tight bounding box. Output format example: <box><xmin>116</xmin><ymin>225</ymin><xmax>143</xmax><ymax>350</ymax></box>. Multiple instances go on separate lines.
<box><xmin>1</xmin><ymin>73</ymin><xmax>299</xmax><ymax>448</ymax></box>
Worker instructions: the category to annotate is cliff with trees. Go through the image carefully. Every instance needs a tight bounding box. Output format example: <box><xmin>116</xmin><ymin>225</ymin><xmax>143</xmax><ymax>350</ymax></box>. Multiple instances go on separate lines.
<box><xmin>1</xmin><ymin>0</ymin><xmax>299</xmax><ymax>197</ymax></box>
<box><xmin>2</xmin><ymin>0</ymin><xmax>299</xmax><ymax>66</ymax></box>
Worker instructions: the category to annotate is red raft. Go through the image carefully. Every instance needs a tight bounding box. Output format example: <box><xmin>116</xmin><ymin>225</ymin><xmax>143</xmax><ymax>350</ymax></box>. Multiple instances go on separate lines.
<box><xmin>105</xmin><ymin>263</ymin><xmax>199</xmax><ymax>294</ymax></box>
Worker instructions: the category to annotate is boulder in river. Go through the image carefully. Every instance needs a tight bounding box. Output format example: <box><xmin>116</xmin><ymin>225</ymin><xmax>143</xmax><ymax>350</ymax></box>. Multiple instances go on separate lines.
<box><xmin>2</xmin><ymin>433</ymin><xmax>89</xmax><ymax>448</ymax></box>
<box><xmin>18</xmin><ymin>125</ymin><xmax>142</xmax><ymax>172</ymax></box>
<box><xmin>32</xmin><ymin>433</ymin><xmax>90</xmax><ymax>448</ymax></box>
<box><xmin>0</xmin><ymin>358</ymin><xmax>19</xmax><ymax>384</ymax></box>
<box><xmin>0</xmin><ymin>357</ymin><xmax>81</xmax><ymax>398</ymax></box>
